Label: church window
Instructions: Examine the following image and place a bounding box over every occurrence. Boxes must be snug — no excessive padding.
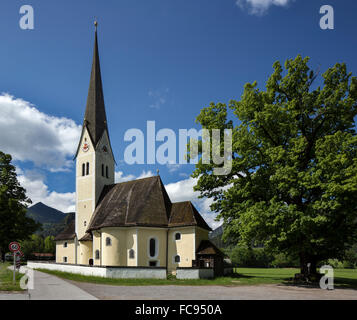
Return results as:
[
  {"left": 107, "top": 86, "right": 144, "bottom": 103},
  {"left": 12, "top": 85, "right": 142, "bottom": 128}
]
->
[
  {"left": 149, "top": 238, "right": 157, "bottom": 258},
  {"left": 102, "top": 164, "right": 104, "bottom": 177},
  {"left": 174, "top": 255, "right": 180, "bottom": 263},
  {"left": 64, "top": 242, "right": 67, "bottom": 248},
  {"left": 106, "top": 237, "right": 112, "bottom": 246},
  {"left": 106, "top": 166, "right": 109, "bottom": 178},
  {"left": 175, "top": 232, "right": 181, "bottom": 241},
  {"left": 63, "top": 257, "right": 67, "bottom": 263},
  {"left": 86, "top": 162, "right": 89, "bottom": 175},
  {"left": 82, "top": 163, "right": 85, "bottom": 176},
  {"left": 129, "top": 249, "right": 135, "bottom": 259},
  {"left": 84, "top": 221, "right": 87, "bottom": 227},
  {"left": 149, "top": 261, "right": 157, "bottom": 267},
  {"left": 95, "top": 250, "right": 100, "bottom": 260}
]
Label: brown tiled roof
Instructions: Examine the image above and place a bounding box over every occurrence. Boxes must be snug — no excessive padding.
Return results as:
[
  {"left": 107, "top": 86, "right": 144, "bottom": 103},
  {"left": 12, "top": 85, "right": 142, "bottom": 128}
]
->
[
  {"left": 87, "top": 176, "right": 172, "bottom": 231},
  {"left": 79, "top": 233, "right": 93, "bottom": 241},
  {"left": 86, "top": 176, "right": 212, "bottom": 232},
  {"left": 83, "top": 29, "right": 107, "bottom": 147},
  {"left": 169, "top": 201, "right": 212, "bottom": 231},
  {"left": 196, "top": 240, "right": 225, "bottom": 256},
  {"left": 54, "top": 221, "right": 76, "bottom": 241}
]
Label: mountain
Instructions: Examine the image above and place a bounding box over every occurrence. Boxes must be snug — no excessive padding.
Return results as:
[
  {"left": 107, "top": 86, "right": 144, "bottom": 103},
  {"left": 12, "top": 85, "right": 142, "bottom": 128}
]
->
[
  {"left": 26, "top": 202, "right": 75, "bottom": 237},
  {"left": 27, "top": 202, "right": 66, "bottom": 224},
  {"left": 209, "top": 225, "right": 235, "bottom": 249}
]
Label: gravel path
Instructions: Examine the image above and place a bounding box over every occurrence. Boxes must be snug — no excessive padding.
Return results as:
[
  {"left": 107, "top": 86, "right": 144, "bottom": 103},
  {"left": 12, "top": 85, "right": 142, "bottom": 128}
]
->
[{"left": 68, "top": 280, "right": 357, "bottom": 300}]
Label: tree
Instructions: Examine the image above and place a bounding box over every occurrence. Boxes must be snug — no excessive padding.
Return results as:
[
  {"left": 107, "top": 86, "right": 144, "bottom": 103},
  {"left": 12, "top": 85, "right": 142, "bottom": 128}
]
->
[
  {"left": 44, "top": 236, "right": 55, "bottom": 255},
  {"left": 0, "top": 151, "right": 41, "bottom": 261},
  {"left": 192, "top": 55, "right": 357, "bottom": 278}
]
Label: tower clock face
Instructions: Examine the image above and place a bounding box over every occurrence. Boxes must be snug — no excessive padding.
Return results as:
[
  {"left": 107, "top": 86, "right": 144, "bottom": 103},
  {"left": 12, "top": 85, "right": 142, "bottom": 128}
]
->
[{"left": 82, "top": 143, "right": 89, "bottom": 152}]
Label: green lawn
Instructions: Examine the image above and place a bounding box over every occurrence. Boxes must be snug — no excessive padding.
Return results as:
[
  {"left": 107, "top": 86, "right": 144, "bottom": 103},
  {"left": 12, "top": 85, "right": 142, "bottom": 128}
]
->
[
  {"left": 0, "top": 263, "right": 24, "bottom": 291},
  {"left": 35, "top": 267, "right": 357, "bottom": 289}
]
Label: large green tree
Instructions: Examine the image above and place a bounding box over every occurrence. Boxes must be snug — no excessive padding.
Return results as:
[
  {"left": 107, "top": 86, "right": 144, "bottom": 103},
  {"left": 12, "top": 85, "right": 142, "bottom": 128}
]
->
[
  {"left": 0, "top": 151, "right": 40, "bottom": 261},
  {"left": 192, "top": 55, "right": 357, "bottom": 277}
]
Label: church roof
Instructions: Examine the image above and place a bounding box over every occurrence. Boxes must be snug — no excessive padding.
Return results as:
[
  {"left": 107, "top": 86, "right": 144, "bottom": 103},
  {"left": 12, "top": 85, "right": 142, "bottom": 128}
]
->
[
  {"left": 54, "top": 220, "right": 76, "bottom": 241},
  {"left": 79, "top": 233, "right": 93, "bottom": 242},
  {"left": 87, "top": 176, "right": 171, "bottom": 231},
  {"left": 196, "top": 240, "right": 225, "bottom": 256},
  {"left": 169, "top": 201, "right": 212, "bottom": 230},
  {"left": 74, "top": 24, "right": 112, "bottom": 160},
  {"left": 83, "top": 27, "right": 108, "bottom": 147},
  {"left": 86, "top": 176, "right": 211, "bottom": 232}
]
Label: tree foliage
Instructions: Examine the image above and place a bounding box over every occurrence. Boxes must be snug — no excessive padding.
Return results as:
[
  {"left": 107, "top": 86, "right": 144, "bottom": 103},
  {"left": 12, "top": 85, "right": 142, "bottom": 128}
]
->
[
  {"left": 0, "top": 151, "right": 40, "bottom": 260},
  {"left": 192, "top": 56, "right": 357, "bottom": 274}
]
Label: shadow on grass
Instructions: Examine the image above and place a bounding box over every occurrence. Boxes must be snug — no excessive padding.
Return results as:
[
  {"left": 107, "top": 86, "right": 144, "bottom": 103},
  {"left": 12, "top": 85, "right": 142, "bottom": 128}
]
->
[{"left": 278, "top": 277, "right": 357, "bottom": 291}]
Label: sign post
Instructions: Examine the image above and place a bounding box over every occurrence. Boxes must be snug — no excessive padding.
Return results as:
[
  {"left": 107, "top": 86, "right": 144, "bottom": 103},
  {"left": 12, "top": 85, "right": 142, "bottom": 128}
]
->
[{"left": 9, "top": 242, "right": 21, "bottom": 285}]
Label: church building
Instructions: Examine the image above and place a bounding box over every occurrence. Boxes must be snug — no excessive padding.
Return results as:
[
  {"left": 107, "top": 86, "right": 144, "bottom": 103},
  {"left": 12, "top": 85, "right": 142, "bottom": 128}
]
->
[{"left": 55, "top": 23, "right": 223, "bottom": 276}]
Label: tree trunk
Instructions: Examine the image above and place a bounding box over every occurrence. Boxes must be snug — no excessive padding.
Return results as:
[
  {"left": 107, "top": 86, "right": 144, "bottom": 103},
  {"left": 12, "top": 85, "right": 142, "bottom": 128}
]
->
[{"left": 296, "top": 252, "right": 320, "bottom": 283}]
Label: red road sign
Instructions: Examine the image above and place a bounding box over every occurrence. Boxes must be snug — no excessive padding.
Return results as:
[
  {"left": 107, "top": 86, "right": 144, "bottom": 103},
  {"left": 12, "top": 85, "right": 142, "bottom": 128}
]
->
[{"left": 9, "top": 242, "right": 21, "bottom": 252}]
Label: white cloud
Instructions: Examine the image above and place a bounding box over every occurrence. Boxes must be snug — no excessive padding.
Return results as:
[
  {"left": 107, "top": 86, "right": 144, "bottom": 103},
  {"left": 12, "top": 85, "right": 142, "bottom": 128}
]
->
[
  {"left": 137, "top": 170, "right": 155, "bottom": 179},
  {"left": 166, "top": 163, "right": 181, "bottom": 173},
  {"left": 115, "top": 170, "right": 154, "bottom": 183},
  {"left": 115, "top": 171, "right": 136, "bottom": 183},
  {"left": 236, "top": 0, "right": 293, "bottom": 15},
  {"left": 17, "top": 168, "right": 75, "bottom": 213},
  {"left": 0, "top": 93, "right": 81, "bottom": 171}
]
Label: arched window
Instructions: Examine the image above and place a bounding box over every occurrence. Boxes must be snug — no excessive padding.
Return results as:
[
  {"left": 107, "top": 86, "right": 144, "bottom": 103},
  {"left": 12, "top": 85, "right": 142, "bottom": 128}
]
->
[
  {"left": 129, "top": 249, "right": 135, "bottom": 259},
  {"left": 149, "top": 238, "right": 156, "bottom": 258},
  {"left": 106, "top": 237, "right": 112, "bottom": 246},
  {"left": 95, "top": 250, "right": 100, "bottom": 260},
  {"left": 82, "top": 163, "right": 85, "bottom": 176},
  {"left": 175, "top": 233, "right": 181, "bottom": 240},
  {"left": 106, "top": 166, "right": 109, "bottom": 178},
  {"left": 84, "top": 221, "right": 87, "bottom": 227},
  {"left": 102, "top": 164, "right": 104, "bottom": 177},
  {"left": 86, "top": 162, "right": 89, "bottom": 175},
  {"left": 174, "top": 255, "right": 180, "bottom": 263}
]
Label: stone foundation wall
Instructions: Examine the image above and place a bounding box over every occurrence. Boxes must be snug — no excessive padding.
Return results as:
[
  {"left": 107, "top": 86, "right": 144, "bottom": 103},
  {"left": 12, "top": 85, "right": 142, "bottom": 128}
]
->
[
  {"left": 26, "top": 261, "right": 167, "bottom": 279},
  {"left": 176, "top": 267, "right": 214, "bottom": 279}
]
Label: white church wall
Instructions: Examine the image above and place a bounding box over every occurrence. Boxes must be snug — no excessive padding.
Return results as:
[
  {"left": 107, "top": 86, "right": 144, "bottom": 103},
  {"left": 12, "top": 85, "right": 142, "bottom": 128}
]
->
[
  {"left": 27, "top": 261, "right": 107, "bottom": 277},
  {"left": 106, "top": 267, "right": 166, "bottom": 279},
  {"left": 26, "top": 261, "right": 167, "bottom": 279},
  {"left": 176, "top": 268, "right": 214, "bottom": 279}
]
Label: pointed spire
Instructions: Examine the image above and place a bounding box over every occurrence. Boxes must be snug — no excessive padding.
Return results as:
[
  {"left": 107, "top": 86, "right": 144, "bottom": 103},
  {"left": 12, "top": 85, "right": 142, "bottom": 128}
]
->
[{"left": 83, "top": 20, "right": 108, "bottom": 147}]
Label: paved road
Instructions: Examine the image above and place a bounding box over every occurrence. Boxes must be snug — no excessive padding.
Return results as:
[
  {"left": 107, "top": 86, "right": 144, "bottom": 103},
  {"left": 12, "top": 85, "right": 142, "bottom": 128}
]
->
[
  {"left": 70, "top": 281, "right": 357, "bottom": 300},
  {"left": 1, "top": 268, "right": 357, "bottom": 300},
  {"left": 0, "top": 267, "right": 97, "bottom": 300}
]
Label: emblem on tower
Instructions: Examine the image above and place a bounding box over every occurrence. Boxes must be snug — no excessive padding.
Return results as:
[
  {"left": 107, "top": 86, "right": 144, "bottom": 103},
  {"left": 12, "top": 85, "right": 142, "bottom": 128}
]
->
[{"left": 83, "top": 142, "right": 90, "bottom": 152}]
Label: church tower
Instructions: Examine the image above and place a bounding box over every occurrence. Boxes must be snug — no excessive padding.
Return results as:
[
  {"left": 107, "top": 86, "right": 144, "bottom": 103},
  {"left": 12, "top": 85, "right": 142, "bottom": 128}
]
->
[{"left": 74, "top": 22, "right": 115, "bottom": 262}]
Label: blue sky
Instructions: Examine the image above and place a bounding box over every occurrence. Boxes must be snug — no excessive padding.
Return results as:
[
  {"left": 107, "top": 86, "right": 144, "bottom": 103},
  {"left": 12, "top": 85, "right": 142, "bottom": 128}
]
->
[{"left": 0, "top": 0, "right": 356, "bottom": 228}]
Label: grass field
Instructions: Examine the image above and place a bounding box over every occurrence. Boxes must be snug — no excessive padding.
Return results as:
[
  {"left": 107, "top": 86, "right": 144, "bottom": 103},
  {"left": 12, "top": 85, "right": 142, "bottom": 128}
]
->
[
  {"left": 35, "top": 267, "right": 357, "bottom": 289},
  {"left": 0, "top": 263, "right": 24, "bottom": 291}
]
